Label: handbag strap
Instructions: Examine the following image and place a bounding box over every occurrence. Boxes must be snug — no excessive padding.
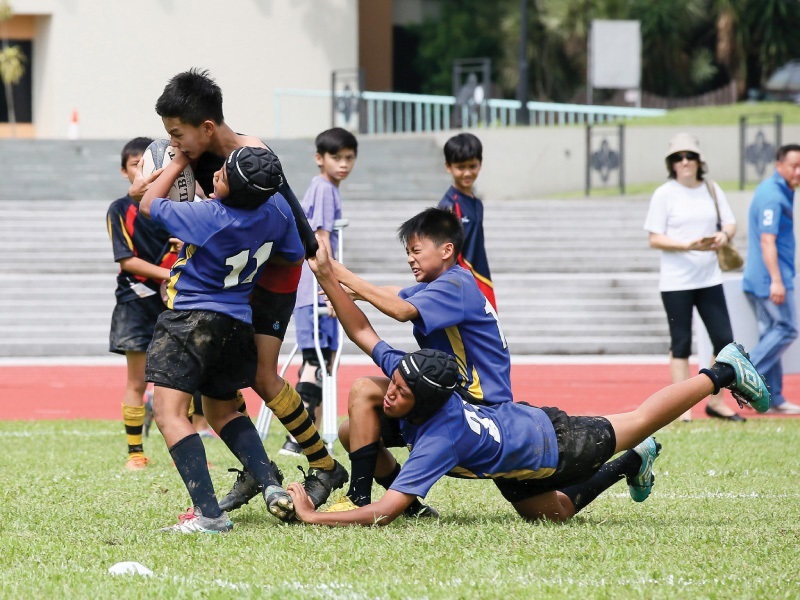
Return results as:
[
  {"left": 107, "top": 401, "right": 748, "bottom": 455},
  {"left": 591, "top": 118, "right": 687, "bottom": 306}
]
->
[{"left": 705, "top": 179, "right": 723, "bottom": 232}]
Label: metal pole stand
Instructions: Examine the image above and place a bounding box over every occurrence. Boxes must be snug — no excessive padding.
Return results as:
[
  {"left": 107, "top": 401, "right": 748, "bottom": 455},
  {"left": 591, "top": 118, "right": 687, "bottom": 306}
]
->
[{"left": 254, "top": 218, "right": 350, "bottom": 454}]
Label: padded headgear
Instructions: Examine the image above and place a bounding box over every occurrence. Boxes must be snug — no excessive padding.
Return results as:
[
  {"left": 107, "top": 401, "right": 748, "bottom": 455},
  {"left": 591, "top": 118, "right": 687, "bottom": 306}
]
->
[
  {"left": 397, "top": 349, "right": 462, "bottom": 423},
  {"left": 224, "top": 146, "right": 284, "bottom": 209}
]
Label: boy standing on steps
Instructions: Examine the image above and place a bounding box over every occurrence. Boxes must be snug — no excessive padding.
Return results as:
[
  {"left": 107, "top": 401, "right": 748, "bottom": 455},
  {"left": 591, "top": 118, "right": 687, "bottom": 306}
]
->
[
  {"left": 282, "top": 127, "right": 358, "bottom": 457},
  {"left": 107, "top": 136, "right": 176, "bottom": 471},
  {"left": 438, "top": 133, "right": 496, "bottom": 310}
]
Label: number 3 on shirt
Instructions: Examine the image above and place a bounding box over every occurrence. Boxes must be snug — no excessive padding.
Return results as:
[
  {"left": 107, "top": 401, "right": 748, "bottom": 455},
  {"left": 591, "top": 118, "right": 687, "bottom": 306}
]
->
[
  {"left": 223, "top": 242, "right": 274, "bottom": 288},
  {"left": 464, "top": 404, "right": 501, "bottom": 443}
]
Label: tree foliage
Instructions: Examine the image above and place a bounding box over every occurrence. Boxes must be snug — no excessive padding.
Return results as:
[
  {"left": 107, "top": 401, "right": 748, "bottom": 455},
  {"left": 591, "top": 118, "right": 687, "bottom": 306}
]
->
[
  {"left": 0, "top": 0, "right": 27, "bottom": 131},
  {"left": 401, "top": 0, "right": 800, "bottom": 101}
]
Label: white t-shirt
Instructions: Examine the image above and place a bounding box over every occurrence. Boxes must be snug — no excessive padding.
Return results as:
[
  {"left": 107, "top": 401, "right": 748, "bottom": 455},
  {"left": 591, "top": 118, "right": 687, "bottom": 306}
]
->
[{"left": 643, "top": 179, "right": 736, "bottom": 292}]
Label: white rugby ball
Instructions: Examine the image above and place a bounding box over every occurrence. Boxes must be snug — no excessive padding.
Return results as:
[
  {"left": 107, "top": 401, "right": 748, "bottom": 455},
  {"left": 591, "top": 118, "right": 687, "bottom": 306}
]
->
[{"left": 140, "top": 139, "right": 196, "bottom": 202}]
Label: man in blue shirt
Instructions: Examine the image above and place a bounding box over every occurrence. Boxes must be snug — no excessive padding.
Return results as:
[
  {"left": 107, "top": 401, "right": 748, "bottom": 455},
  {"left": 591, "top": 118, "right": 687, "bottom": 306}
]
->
[
  {"left": 743, "top": 144, "right": 800, "bottom": 414},
  {"left": 285, "top": 238, "right": 770, "bottom": 526},
  {"left": 139, "top": 146, "right": 305, "bottom": 533}
]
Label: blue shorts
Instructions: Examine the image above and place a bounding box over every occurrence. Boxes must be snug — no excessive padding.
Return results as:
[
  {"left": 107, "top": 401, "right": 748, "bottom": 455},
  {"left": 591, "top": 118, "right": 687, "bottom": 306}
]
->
[{"left": 293, "top": 305, "right": 339, "bottom": 352}]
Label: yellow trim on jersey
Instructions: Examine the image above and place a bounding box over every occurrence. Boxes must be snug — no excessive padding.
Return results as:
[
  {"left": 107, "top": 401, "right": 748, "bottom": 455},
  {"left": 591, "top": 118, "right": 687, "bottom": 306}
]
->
[
  {"left": 459, "top": 256, "right": 494, "bottom": 289},
  {"left": 448, "top": 465, "right": 556, "bottom": 480},
  {"left": 165, "top": 244, "right": 194, "bottom": 308},
  {"left": 116, "top": 215, "right": 134, "bottom": 251},
  {"left": 444, "top": 326, "right": 484, "bottom": 401}
]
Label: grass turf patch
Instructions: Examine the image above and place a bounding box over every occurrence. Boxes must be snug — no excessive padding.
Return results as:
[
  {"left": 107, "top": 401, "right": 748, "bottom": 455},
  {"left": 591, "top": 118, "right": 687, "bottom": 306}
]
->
[{"left": 1, "top": 418, "right": 798, "bottom": 599}]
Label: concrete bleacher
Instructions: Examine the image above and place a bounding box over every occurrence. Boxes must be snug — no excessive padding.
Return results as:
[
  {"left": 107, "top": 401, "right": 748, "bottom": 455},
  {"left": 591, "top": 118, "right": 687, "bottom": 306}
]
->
[{"left": 0, "top": 137, "right": 673, "bottom": 358}]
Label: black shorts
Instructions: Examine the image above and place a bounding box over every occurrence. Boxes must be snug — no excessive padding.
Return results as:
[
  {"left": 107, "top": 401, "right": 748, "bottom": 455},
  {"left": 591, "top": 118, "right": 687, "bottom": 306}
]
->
[
  {"left": 250, "top": 286, "right": 296, "bottom": 340},
  {"left": 145, "top": 309, "right": 257, "bottom": 400},
  {"left": 109, "top": 295, "right": 166, "bottom": 355},
  {"left": 378, "top": 411, "right": 407, "bottom": 449},
  {"left": 493, "top": 404, "right": 617, "bottom": 503}
]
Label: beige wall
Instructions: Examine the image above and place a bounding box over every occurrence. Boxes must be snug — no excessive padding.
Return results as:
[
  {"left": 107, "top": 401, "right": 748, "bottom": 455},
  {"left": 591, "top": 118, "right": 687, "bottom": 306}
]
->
[
  {"left": 434, "top": 125, "right": 800, "bottom": 201},
  {"left": 11, "top": 0, "right": 358, "bottom": 139}
]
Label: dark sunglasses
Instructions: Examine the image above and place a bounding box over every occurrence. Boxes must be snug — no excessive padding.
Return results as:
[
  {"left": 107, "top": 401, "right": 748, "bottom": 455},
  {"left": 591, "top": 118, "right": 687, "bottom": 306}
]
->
[{"left": 670, "top": 151, "right": 699, "bottom": 162}]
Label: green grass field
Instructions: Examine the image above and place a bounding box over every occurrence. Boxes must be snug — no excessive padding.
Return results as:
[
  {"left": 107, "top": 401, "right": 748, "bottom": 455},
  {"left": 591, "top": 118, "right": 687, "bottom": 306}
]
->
[
  {"left": 2, "top": 418, "right": 798, "bottom": 599},
  {"left": 625, "top": 102, "right": 800, "bottom": 127}
]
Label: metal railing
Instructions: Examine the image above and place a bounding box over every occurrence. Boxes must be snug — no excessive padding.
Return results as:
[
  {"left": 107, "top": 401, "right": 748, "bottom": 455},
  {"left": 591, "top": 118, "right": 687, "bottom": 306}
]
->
[{"left": 273, "top": 89, "right": 666, "bottom": 137}]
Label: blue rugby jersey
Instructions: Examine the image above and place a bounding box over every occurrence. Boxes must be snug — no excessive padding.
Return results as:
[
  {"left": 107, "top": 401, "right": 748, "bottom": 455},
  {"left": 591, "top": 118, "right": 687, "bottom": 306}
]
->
[
  {"left": 106, "top": 195, "right": 175, "bottom": 303},
  {"left": 399, "top": 265, "right": 511, "bottom": 404},
  {"left": 372, "top": 341, "right": 558, "bottom": 499},
  {"left": 438, "top": 186, "right": 496, "bottom": 309},
  {"left": 149, "top": 195, "right": 304, "bottom": 323},
  {"left": 743, "top": 171, "right": 796, "bottom": 297}
]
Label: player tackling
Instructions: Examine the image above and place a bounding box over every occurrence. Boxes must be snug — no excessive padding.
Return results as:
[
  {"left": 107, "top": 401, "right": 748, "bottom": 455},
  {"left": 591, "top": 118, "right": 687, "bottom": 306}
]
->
[{"left": 286, "top": 233, "right": 771, "bottom": 526}]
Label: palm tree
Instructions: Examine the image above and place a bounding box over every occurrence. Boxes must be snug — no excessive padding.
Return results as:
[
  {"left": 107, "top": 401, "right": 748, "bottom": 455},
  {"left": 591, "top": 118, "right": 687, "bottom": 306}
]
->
[{"left": 0, "top": 0, "right": 26, "bottom": 137}]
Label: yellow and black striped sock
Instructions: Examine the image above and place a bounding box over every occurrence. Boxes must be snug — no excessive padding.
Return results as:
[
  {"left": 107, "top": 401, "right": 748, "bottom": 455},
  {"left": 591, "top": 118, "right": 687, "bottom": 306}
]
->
[
  {"left": 122, "top": 403, "right": 146, "bottom": 456},
  {"left": 267, "top": 381, "right": 334, "bottom": 470},
  {"left": 235, "top": 390, "right": 249, "bottom": 417}
]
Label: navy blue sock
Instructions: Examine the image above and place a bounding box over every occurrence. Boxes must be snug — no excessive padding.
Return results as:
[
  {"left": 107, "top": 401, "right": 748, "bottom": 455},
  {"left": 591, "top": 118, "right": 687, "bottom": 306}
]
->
[
  {"left": 169, "top": 433, "right": 221, "bottom": 518},
  {"left": 374, "top": 462, "right": 401, "bottom": 490},
  {"left": 347, "top": 442, "right": 380, "bottom": 506},
  {"left": 560, "top": 450, "right": 641, "bottom": 513},
  {"left": 700, "top": 363, "right": 735, "bottom": 395},
  {"left": 219, "top": 416, "right": 280, "bottom": 488},
  {"left": 375, "top": 462, "right": 423, "bottom": 514}
]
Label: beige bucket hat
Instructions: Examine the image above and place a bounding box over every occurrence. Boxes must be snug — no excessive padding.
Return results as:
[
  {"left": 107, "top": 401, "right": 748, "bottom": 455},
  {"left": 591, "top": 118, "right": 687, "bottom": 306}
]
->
[{"left": 666, "top": 132, "right": 703, "bottom": 161}]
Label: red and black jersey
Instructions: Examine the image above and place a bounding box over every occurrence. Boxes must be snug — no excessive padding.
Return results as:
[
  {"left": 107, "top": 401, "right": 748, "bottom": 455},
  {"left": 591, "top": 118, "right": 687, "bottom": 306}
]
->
[
  {"left": 106, "top": 195, "right": 176, "bottom": 303},
  {"left": 438, "top": 186, "right": 497, "bottom": 310}
]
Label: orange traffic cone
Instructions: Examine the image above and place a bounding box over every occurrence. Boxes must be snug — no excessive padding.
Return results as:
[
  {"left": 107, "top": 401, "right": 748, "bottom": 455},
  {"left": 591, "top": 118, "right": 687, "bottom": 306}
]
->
[{"left": 68, "top": 109, "right": 80, "bottom": 140}]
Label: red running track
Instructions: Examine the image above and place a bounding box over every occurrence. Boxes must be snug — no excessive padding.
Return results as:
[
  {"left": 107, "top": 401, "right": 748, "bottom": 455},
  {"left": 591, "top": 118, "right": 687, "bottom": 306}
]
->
[{"left": 1, "top": 362, "right": 795, "bottom": 420}]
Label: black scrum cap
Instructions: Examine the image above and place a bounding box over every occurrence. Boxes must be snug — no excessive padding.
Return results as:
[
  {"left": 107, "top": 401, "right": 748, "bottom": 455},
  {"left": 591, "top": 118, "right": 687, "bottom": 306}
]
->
[
  {"left": 224, "top": 146, "right": 284, "bottom": 209},
  {"left": 398, "top": 349, "right": 462, "bottom": 423}
]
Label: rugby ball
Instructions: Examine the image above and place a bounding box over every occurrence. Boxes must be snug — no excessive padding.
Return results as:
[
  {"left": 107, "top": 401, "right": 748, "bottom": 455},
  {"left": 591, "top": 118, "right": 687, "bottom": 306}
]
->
[{"left": 140, "top": 139, "right": 196, "bottom": 202}]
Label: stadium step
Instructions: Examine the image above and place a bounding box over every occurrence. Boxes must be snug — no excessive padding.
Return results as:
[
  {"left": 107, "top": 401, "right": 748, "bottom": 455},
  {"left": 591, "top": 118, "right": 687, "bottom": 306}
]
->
[{"left": 0, "top": 138, "right": 688, "bottom": 357}]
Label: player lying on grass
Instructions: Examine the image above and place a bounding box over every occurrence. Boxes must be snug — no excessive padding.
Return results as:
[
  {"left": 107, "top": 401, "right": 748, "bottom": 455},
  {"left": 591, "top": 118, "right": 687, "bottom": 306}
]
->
[
  {"left": 139, "top": 145, "right": 303, "bottom": 533},
  {"left": 286, "top": 236, "right": 771, "bottom": 526}
]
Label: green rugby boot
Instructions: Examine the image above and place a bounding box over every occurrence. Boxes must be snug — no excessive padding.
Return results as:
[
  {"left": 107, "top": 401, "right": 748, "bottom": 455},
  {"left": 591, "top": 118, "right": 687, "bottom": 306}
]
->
[
  {"left": 715, "top": 343, "right": 771, "bottom": 413},
  {"left": 627, "top": 437, "right": 661, "bottom": 503}
]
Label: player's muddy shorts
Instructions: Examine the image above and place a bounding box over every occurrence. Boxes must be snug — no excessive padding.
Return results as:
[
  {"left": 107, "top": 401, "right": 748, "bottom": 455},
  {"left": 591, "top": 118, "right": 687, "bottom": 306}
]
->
[
  {"left": 494, "top": 404, "right": 617, "bottom": 503},
  {"left": 146, "top": 309, "right": 256, "bottom": 400},
  {"left": 109, "top": 294, "right": 166, "bottom": 354},
  {"left": 251, "top": 287, "right": 296, "bottom": 341}
]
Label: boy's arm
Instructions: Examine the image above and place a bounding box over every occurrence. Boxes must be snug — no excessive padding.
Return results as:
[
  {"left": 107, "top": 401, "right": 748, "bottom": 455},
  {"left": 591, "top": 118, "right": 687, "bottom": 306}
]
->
[
  {"left": 287, "top": 483, "right": 412, "bottom": 527},
  {"left": 308, "top": 236, "right": 381, "bottom": 356},
  {"left": 138, "top": 150, "right": 191, "bottom": 217},
  {"left": 316, "top": 228, "right": 333, "bottom": 257},
  {"left": 118, "top": 257, "right": 171, "bottom": 281},
  {"left": 330, "top": 261, "right": 419, "bottom": 322}
]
